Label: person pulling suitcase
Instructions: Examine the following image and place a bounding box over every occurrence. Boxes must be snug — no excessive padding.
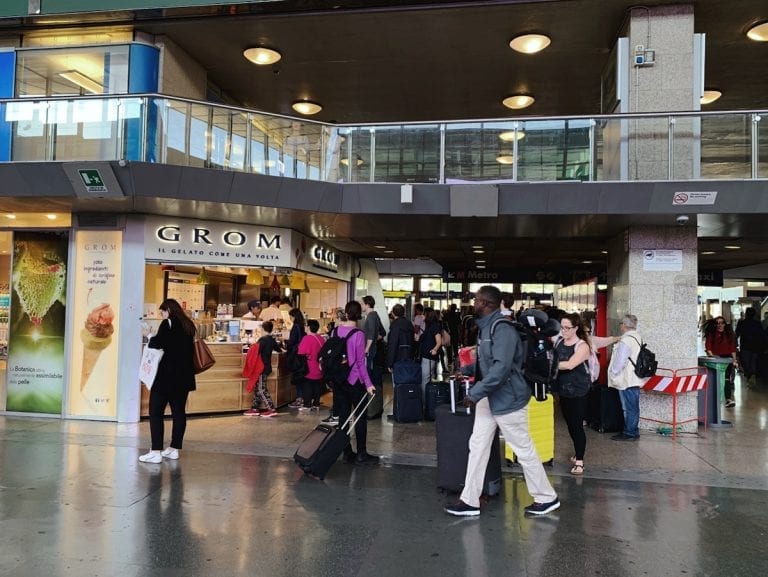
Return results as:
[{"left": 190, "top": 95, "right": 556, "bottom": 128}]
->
[{"left": 444, "top": 286, "right": 560, "bottom": 517}]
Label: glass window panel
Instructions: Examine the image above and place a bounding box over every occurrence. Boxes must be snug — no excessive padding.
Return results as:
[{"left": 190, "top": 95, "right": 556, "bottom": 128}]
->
[
  {"left": 15, "top": 45, "right": 129, "bottom": 97},
  {"left": 760, "top": 116, "right": 768, "bottom": 179},
  {"left": 700, "top": 114, "right": 751, "bottom": 179},
  {"left": 392, "top": 277, "right": 414, "bottom": 291},
  {"left": 189, "top": 117, "right": 207, "bottom": 161},
  {"left": 373, "top": 125, "right": 439, "bottom": 183},
  {"left": 167, "top": 107, "right": 186, "bottom": 153},
  {"left": 444, "top": 122, "right": 515, "bottom": 183},
  {"left": 518, "top": 120, "right": 591, "bottom": 181}
]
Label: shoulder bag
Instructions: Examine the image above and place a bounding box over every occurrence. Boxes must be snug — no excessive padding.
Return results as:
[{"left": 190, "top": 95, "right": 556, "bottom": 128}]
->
[{"left": 193, "top": 338, "right": 216, "bottom": 374}]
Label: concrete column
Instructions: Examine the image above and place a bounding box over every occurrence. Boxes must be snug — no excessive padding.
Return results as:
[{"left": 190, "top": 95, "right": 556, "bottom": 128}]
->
[
  {"left": 626, "top": 5, "right": 698, "bottom": 180},
  {"left": 607, "top": 225, "right": 699, "bottom": 432}
]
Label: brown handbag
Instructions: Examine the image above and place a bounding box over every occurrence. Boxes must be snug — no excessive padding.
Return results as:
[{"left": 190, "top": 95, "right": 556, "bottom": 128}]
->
[{"left": 192, "top": 338, "right": 216, "bottom": 374}]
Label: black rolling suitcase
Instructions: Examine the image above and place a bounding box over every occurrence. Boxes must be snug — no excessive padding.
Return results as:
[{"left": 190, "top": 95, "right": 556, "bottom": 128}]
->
[
  {"left": 393, "top": 382, "right": 422, "bottom": 423},
  {"left": 424, "top": 381, "right": 451, "bottom": 421},
  {"left": 367, "top": 365, "right": 384, "bottom": 420},
  {"left": 435, "top": 404, "right": 502, "bottom": 496},
  {"left": 295, "top": 393, "right": 374, "bottom": 479},
  {"left": 588, "top": 384, "right": 624, "bottom": 433}
]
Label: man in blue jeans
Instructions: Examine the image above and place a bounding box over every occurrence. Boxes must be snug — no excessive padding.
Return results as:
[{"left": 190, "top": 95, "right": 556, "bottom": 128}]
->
[{"left": 608, "top": 314, "right": 645, "bottom": 440}]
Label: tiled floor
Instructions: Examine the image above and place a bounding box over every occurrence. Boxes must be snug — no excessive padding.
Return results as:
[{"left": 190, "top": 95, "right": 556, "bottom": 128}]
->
[{"left": 2, "top": 373, "right": 768, "bottom": 576}]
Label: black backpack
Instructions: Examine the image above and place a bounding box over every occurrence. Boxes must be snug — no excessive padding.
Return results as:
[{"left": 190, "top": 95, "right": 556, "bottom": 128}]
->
[
  {"left": 514, "top": 323, "right": 559, "bottom": 397},
  {"left": 318, "top": 328, "right": 360, "bottom": 384},
  {"left": 628, "top": 336, "right": 658, "bottom": 378}
]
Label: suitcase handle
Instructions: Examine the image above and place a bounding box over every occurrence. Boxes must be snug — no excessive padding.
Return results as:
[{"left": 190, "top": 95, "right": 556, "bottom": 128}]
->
[{"left": 340, "top": 392, "right": 376, "bottom": 433}]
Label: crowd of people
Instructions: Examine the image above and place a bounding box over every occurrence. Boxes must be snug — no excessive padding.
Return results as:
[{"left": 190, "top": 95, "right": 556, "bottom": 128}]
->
[{"left": 138, "top": 291, "right": 664, "bottom": 519}]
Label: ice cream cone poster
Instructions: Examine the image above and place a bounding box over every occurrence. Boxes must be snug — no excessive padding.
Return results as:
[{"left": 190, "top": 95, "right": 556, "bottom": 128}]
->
[
  {"left": 68, "top": 230, "right": 122, "bottom": 418},
  {"left": 6, "top": 231, "right": 69, "bottom": 413}
]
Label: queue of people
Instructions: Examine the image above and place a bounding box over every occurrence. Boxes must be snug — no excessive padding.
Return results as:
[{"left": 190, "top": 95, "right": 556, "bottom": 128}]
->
[{"left": 138, "top": 291, "right": 664, "bottom": 521}]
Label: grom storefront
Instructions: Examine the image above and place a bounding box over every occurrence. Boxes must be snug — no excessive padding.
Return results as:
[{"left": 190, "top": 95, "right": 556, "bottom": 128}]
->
[{"left": 136, "top": 216, "right": 352, "bottom": 417}]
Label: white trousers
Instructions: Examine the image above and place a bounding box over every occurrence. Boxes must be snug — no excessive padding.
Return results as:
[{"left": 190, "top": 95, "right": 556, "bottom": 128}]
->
[{"left": 460, "top": 397, "right": 557, "bottom": 508}]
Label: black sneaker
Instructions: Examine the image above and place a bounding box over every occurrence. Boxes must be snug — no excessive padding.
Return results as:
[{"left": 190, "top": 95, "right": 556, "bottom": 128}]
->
[
  {"left": 611, "top": 433, "right": 638, "bottom": 441},
  {"left": 444, "top": 500, "right": 480, "bottom": 517},
  {"left": 524, "top": 498, "right": 561, "bottom": 516},
  {"left": 356, "top": 452, "right": 380, "bottom": 465}
]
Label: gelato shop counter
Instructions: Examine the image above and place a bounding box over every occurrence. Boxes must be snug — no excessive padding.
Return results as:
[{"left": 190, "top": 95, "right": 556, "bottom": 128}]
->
[{"left": 139, "top": 343, "right": 293, "bottom": 416}]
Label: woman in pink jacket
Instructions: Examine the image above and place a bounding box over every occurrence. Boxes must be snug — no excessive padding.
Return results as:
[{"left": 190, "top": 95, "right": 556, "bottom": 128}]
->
[{"left": 298, "top": 319, "right": 325, "bottom": 411}]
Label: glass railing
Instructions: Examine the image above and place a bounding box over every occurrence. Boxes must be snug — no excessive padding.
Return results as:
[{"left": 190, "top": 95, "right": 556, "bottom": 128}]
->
[{"left": 0, "top": 94, "right": 765, "bottom": 183}]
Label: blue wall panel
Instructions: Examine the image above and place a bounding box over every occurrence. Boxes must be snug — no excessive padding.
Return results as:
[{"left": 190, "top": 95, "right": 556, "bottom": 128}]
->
[{"left": 0, "top": 50, "right": 16, "bottom": 161}]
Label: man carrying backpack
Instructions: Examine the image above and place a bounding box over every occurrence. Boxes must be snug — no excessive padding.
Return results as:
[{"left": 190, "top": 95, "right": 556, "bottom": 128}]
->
[
  {"left": 608, "top": 314, "right": 644, "bottom": 441},
  {"left": 444, "top": 286, "right": 559, "bottom": 517}
]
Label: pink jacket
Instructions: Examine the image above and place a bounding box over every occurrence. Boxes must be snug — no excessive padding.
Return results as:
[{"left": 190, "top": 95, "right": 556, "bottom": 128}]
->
[
  {"left": 298, "top": 333, "right": 325, "bottom": 380},
  {"left": 335, "top": 325, "right": 373, "bottom": 388}
]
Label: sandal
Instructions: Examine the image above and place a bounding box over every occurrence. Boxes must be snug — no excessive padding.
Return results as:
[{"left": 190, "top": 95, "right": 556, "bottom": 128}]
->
[
  {"left": 570, "top": 461, "right": 584, "bottom": 476},
  {"left": 569, "top": 456, "right": 577, "bottom": 465}
]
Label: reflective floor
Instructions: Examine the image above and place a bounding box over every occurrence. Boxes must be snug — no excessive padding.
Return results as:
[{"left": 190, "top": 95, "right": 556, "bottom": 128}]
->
[{"left": 2, "top": 373, "right": 768, "bottom": 577}]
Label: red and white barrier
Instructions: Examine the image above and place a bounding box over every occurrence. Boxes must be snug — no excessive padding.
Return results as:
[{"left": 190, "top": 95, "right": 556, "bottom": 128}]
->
[{"left": 639, "top": 367, "right": 707, "bottom": 438}]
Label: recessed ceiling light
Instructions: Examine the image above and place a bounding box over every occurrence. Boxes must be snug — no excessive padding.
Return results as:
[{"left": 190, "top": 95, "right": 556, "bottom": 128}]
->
[
  {"left": 499, "top": 130, "right": 525, "bottom": 141},
  {"left": 384, "top": 250, "right": 395, "bottom": 254},
  {"left": 471, "top": 245, "right": 484, "bottom": 249},
  {"left": 701, "top": 90, "right": 722, "bottom": 105},
  {"left": 475, "top": 260, "right": 486, "bottom": 264},
  {"left": 747, "top": 21, "right": 768, "bottom": 41},
  {"left": 700, "top": 251, "right": 716, "bottom": 255},
  {"left": 243, "top": 47, "right": 282, "bottom": 65},
  {"left": 496, "top": 154, "right": 515, "bottom": 164},
  {"left": 374, "top": 245, "right": 387, "bottom": 249},
  {"left": 5, "top": 214, "right": 16, "bottom": 219},
  {"left": 292, "top": 100, "right": 322, "bottom": 115},
  {"left": 502, "top": 95, "right": 535, "bottom": 110},
  {"left": 46, "top": 214, "right": 57, "bottom": 220},
  {"left": 601, "top": 250, "right": 608, "bottom": 254},
  {"left": 724, "top": 245, "right": 741, "bottom": 250},
  {"left": 473, "top": 249, "right": 485, "bottom": 254},
  {"left": 509, "top": 33, "right": 551, "bottom": 54},
  {"left": 476, "top": 265, "right": 486, "bottom": 269},
  {"left": 582, "top": 260, "right": 593, "bottom": 264}
]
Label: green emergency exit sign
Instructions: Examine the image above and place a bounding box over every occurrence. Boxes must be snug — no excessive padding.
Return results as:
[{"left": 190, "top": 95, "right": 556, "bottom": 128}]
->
[{"left": 78, "top": 169, "right": 107, "bottom": 193}]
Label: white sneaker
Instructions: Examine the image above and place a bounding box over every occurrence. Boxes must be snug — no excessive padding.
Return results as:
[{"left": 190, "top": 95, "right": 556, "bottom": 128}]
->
[
  {"left": 161, "top": 447, "right": 179, "bottom": 460},
  {"left": 138, "top": 451, "right": 162, "bottom": 463}
]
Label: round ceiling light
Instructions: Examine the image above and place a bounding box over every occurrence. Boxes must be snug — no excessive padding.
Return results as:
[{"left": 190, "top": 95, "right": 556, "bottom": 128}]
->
[
  {"left": 499, "top": 130, "right": 525, "bottom": 141},
  {"left": 495, "top": 154, "right": 515, "bottom": 165},
  {"left": 746, "top": 21, "right": 768, "bottom": 41},
  {"left": 502, "top": 95, "right": 535, "bottom": 110},
  {"left": 700, "top": 90, "right": 722, "bottom": 105},
  {"left": 243, "top": 47, "right": 282, "bottom": 65},
  {"left": 292, "top": 100, "right": 323, "bottom": 115},
  {"left": 509, "top": 33, "right": 551, "bottom": 54}
]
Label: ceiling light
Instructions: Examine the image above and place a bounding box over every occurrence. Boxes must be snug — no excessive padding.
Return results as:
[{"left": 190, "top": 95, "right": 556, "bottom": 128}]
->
[
  {"left": 724, "top": 245, "right": 741, "bottom": 250},
  {"left": 292, "top": 101, "right": 322, "bottom": 115},
  {"left": 475, "top": 260, "right": 486, "bottom": 264},
  {"left": 473, "top": 249, "right": 485, "bottom": 254},
  {"left": 509, "top": 33, "right": 551, "bottom": 54},
  {"left": 246, "top": 269, "right": 264, "bottom": 285},
  {"left": 46, "top": 214, "right": 57, "bottom": 220},
  {"left": 374, "top": 245, "right": 387, "bottom": 249},
  {"left": 582, "top": 260, "right": 593, "bottom": 264},
  {"left": 601, "top": 250, "right": 608, "bottom": 254},
  {"left": 701, "top": 90, "right": 722, "bottom": 105},
  {"left": 196, "top": 267, "right": 210, "bottom": 285},
  {"left": 747, "top": 21, "right": 768, "bottom": 41},
  {"left": 243, "top": 47, "right": 282, "bottom": 65},
  {"left": 700, "top": 251, "right": 716, "bottom": 255},
  {"left": 496, "top": 154, "right": 515, "bottom": 164},
  {"left": 471, "top": 245, "right": 484, "bottom": 249},
  {"left": 58, "top": 70, "right": 103, "bottom": 94},
  {"left": 289, "top": 274, "right": 305, "bottom": 291},
  {"left": 502, "top": 95, "right": 535, "bottom": 110},
  {"left": 476, "top": 265, "right": 486, "bottom": 269},
  {"left": 5, "top": 214, "right": 16, "bottom": 219},
  {"left": 499, "top": 130, "right": 525, "bottom": 141},
  {"left": 278, "top": 274, "right": 291, "bottom": 286},
  {"left": 384, "top": 250, "right": 395, "bottom": 254},
  {"left": 340, "top": 156, "right": 364, "bottom": 166}
]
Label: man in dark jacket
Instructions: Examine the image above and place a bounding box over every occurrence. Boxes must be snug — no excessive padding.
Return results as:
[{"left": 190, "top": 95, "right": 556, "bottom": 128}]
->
[
  {"left": 445, "top": 285, "right": 560, "bottom": 517},
  {"left": 386, "top": 303, "right": 414, "bottom": 371}
]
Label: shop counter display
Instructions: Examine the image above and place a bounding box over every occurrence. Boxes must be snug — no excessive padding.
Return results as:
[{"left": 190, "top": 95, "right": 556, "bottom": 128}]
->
[{"left": 139, "top": 343, "right": 293, "bottom": 416}]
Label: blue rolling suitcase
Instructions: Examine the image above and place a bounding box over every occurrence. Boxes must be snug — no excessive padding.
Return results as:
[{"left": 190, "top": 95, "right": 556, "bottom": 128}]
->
[{"left": 393, "top": 382, "right": 422, "bottom": 423}]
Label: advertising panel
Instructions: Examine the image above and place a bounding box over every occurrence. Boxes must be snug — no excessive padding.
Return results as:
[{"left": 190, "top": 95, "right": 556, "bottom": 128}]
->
[
  {"left": 291, "top": 230, "right": 352, "bottom": 281},
  {"left": 144, "top": 216, "right": 291, "bottom": 268},
  {"left": 68, "top": 231, "right": 122, "bottom": 418},
  {"left": 7, "top": 231, "right": 69, "bottom": 413}
]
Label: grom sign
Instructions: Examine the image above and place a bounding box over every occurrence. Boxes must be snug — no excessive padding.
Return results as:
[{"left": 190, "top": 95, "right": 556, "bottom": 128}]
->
[{"left": 144, "top": 217, "right": 292, "bottom": 267}]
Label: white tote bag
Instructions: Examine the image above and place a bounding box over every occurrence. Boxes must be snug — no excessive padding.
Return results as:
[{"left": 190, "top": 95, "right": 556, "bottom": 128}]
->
[{"left": 139, "top": 346, "right": 164, "bottom": 389}]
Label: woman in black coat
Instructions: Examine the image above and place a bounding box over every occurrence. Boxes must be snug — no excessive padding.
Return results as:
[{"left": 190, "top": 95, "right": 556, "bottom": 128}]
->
[{"left": 139, "top": 298, "right": 197, "bottom": 464}]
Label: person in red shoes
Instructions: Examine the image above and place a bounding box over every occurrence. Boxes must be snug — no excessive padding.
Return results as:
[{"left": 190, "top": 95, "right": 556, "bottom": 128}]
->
[{"left": 242, "top": 320, "right": 283, "bottom": 417}]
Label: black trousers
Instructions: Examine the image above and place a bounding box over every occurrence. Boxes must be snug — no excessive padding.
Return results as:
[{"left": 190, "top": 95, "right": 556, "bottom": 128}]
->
[
  {"left": 559, "top": 393, "right": 589, "bottom": 461},
  {"left": 148, "top": 387, "right": 190, "bottom": 450},
  {"left": 333, "top": 381, "right": 368, "bottom": 455}
]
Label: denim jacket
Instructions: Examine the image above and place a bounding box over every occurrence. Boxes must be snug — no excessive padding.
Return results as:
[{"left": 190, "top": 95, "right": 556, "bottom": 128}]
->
[{"left": 467, "top": 309, "right": 531, "bottom": 415}]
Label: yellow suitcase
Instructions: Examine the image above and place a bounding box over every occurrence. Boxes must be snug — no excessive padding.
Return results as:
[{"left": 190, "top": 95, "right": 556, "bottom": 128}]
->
[{"left": 504, "top": 395, "right": 554, "bottom": 465}]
